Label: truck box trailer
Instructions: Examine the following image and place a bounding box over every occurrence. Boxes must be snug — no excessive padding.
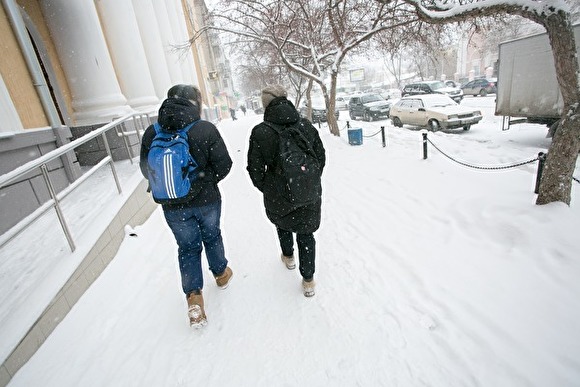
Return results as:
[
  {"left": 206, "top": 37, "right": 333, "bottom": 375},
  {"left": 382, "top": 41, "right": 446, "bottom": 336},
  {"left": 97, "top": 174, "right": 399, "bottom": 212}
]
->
[{"left": 495, "top": 23, "right": 580, "bottom": 132}]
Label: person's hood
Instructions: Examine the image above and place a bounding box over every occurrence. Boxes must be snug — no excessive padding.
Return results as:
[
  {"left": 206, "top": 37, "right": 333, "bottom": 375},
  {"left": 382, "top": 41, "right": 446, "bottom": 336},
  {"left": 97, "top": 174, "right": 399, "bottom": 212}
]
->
[
  {"left": 157, "top": 98, "right": 201, "bottom": 132},
  {"left": 264, "top": 97, "right": 300, "bottom": 126}
]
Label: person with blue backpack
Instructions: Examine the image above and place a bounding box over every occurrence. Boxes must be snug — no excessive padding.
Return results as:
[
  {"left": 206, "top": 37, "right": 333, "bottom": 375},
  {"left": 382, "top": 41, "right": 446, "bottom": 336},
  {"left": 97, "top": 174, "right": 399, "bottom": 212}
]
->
[
  {"left": 247, "top": 84, "right": 326, "bottom": 297},
  {"left": 139, "top": 84, "right": 233, "bottom": 327}
]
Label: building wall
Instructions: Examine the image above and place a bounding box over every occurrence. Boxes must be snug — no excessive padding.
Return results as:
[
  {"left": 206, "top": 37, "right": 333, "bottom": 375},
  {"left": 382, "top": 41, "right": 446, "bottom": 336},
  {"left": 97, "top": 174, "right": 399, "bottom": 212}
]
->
[
  {"left": 0, "top": 5, "right": 47, "bottom": 129},
  {"left": 18, "top": 0, "right": 74, "bottom": 124}
]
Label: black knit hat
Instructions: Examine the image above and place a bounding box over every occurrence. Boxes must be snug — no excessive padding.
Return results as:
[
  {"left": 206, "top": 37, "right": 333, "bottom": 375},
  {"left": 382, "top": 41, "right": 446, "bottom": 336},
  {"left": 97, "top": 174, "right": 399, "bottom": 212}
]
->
[{"left": 167, "top": 84, "right": 202, "bottom": 106}]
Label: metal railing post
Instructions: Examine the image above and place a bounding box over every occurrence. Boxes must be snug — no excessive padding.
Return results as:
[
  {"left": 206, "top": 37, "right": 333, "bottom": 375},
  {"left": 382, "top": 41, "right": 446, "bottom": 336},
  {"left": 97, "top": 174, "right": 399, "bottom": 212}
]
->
[
  {"left": 41, "top": 164, "right": 76, "bottom": 252},
  {"left": 102, "top": 132, "right": 122, "bottom": 194},
  {"left": 535, "top": 152, "right": 547, "bottom": 194},
  {"left": 422, "top": 132, "right": 428, "bottom": 159},
  {"left": 118, "top": 121, "right": 135, "bottom": 164}
]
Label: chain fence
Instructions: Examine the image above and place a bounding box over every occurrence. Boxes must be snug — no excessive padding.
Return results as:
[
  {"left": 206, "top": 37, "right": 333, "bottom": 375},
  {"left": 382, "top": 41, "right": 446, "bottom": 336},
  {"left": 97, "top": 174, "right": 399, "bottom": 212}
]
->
[
  {"left": 339, "top": 121, "right": 579, "bottom": 185},
  {"left": 422, "top": 132, "right": 580, "bottom": 193},
  {"left": 425, "top": 136, "right": 539, "bottom": 170},
  {"left": 363, "top": 128, "right": 384, "bottom": 138}
]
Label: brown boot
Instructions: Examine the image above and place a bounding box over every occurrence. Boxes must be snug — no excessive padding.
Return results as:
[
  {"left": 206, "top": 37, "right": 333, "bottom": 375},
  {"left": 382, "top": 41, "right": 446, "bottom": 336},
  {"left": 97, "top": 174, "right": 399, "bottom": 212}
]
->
[
  {"left": 215, "top": 266, "right": 233, "bottom": 289},
  {"left": 187, "top": 291, "right": 207, "bottom": 327},
  {"left": 281, "top": 254, "right": 296, "bottom": 270},
  {"left": 302, "top": 278, "right": 315, "bottom": 297}
]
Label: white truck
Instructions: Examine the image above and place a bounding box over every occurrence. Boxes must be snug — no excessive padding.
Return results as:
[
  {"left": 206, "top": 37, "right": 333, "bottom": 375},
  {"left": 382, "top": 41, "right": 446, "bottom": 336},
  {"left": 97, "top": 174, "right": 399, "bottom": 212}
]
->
[{"left": 495, "top": 23, "right": 580, "bottom": 134}]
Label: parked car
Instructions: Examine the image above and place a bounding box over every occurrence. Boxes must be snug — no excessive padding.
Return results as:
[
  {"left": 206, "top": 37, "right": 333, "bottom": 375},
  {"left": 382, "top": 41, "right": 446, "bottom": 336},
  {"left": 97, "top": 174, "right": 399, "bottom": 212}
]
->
[
  {"left": 401, "top": 81, "right": 463, "bottom": 103},
  {"left": 381, "top": 88, "right": 402, "bottom": 100},
  {"left": 348, "top": 93, "right": 391, "bottom": 121},
  {"left": 390, "top": 94, "right": 482, "bottom": 131},
  {"left": 335, "top": 96, "right": 349, "bottom": 110},
  {"left": 299, "top": 97, "right": 339, "bottom": 123},
  {"left": 461, "top": 78, "right": 497, "bottom": 96},
  {"left": 444, "top": 80, "right": 460, "bottom": 88}
]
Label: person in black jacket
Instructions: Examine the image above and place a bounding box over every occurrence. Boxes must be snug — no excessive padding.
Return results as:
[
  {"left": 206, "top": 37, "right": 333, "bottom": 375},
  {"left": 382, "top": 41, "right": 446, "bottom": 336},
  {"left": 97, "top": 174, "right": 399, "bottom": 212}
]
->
[
  {"left": 140, "top": 84, "right": 233, "bottom": 327},
  {"left": 247, "top": 85, "right": 326, "bottom": 297}
]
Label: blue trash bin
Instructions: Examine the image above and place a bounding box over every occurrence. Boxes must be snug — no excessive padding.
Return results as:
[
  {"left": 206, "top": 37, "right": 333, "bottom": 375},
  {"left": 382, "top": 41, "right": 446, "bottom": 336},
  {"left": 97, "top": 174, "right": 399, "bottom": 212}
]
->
[{"left": 347, "top": 128, "right": 363, "bottom": 145}]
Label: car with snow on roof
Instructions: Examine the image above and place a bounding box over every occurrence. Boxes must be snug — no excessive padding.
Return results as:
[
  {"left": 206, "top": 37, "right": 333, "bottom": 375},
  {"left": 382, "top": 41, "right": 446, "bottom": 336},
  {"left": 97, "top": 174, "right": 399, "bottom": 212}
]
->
[{"left": 390, "top": 94, "right": 482, "bottom": 131}]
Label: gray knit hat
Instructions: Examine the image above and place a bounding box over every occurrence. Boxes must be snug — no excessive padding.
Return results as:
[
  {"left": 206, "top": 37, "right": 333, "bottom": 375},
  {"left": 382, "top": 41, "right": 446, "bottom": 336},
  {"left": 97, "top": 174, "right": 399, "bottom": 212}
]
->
[
  {"left": 167, "top": 84, "right": 202, "bottom": 107},
  {"left": 261, "top": 84, "right": 288, "bottom": 108}
]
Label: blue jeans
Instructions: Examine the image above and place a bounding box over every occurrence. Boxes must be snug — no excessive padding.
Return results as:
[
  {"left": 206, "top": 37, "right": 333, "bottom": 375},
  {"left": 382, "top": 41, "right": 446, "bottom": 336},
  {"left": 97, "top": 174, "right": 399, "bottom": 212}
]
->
[{"left": 163, "top": 200, "right": 228, "bottom": 295}]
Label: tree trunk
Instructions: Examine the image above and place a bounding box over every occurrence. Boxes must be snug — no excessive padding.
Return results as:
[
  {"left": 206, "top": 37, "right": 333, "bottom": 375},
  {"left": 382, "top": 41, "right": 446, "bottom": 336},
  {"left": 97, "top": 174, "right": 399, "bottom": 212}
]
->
[
  {"left": 536, "top": 14, "right": 580, "bottom": 205},
  {"left": 324, "top": 72, "right": 341, "bottom": 136}
]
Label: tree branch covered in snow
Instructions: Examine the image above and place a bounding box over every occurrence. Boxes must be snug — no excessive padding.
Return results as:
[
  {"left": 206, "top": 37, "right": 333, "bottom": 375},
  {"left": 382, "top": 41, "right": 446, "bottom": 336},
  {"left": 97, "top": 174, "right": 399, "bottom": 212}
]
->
[
  {"left": 193, "top": 0, "right": 419, "bottom": 135},
  {"left": 392, "top": 0, "right": 580, "bottom": 205},
  {"left": 397, "top": 0, "right": 570, "bottom": 24}
]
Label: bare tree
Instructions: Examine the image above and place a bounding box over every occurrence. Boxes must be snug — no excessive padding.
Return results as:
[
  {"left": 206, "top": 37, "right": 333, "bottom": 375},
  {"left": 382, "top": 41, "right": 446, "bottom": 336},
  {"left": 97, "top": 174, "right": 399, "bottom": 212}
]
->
[
  {"left": 195, "top": 0, "right": 418, "bottom": 136},
  {"left": 371, "top": 21, "right": 455, "bottom": 85},
  {"left": 396, "top": 0, "right": 579, "bottom": 206}
]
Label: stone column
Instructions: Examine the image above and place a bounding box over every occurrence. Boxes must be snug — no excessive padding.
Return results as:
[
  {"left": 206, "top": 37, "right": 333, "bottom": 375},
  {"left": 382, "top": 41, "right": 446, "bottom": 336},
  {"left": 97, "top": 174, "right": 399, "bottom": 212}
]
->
[
  {"left": 131, "top": 0, "right": 173, "bottom": 99},
  {"left": 39, "top": 0, "right": 133, "bottom": 125},
  {"left": 151, "top": 0, "right": 185, "bottom": 86},
  {"left": 168, "top": 0, "right": 200, "bottom": 85},
  {"left": 174, "top": 0, "right": 199, "bottom": 85},
  {"left": 95, "top": 0, "right": 159, "bottom": 109}
]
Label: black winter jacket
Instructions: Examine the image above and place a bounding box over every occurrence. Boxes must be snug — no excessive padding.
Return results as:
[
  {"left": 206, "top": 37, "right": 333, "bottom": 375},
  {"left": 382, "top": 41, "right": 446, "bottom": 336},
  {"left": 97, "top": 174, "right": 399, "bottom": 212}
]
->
[
  {"left": 247, "top": 97, "right": 326, "bottom": 234},
  {"left": 140, "top": 98, "right": 232, "bottom": 209}
]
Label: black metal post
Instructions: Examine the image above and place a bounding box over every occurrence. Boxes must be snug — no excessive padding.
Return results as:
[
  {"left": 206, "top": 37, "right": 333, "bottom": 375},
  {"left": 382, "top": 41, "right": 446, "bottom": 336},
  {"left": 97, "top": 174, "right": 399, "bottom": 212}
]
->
[
  {"left": 422, "top": 132, "right": 428, "bottom": 159},
  {"left": 346, "top": 121, "right": 350, "bottom": 129},
  {"left": 381, "top": 126, "right": 386, "bottom": 148},
  {"left": 535, "top": 152, "right": 547, "bottom": 194}
]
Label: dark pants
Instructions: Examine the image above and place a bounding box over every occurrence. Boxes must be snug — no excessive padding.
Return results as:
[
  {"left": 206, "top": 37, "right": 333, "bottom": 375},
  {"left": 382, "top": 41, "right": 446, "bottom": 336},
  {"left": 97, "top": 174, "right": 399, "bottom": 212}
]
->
[{"left": 276, "top": 227, "right": 315, "bottom": 280}]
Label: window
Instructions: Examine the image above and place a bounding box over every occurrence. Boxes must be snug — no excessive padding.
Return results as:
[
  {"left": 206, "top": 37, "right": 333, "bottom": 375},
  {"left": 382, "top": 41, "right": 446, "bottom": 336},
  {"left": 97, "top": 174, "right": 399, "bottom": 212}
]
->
[
  {"left": 399, "top": 100, "right": 412, "bottom": 108},
  {"left": 409, "top": 99, "right": 423, "bottom": 109}
]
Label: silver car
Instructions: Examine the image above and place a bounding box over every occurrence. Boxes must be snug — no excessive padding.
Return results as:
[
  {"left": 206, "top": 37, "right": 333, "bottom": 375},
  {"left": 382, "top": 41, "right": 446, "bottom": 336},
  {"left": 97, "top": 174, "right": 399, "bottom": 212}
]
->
[
  {"left": 390, "top": 94, "right": 482, "bottom": 131},
  {"left": 461, "top": 79, "right": 497, "bottom": 96}
]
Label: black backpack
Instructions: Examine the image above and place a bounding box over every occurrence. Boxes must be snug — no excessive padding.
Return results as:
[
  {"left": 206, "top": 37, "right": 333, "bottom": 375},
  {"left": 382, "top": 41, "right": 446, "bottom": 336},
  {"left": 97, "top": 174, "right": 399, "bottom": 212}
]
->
[{"left": 265, "top": 121, "right": 322, "bottom": 205}]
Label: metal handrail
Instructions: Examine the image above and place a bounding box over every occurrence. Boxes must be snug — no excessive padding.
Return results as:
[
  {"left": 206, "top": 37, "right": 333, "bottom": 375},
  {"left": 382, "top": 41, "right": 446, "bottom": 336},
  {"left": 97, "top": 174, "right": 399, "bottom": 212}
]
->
[{"left": 0, "top": 111, "right": 155, "bottom": 252}]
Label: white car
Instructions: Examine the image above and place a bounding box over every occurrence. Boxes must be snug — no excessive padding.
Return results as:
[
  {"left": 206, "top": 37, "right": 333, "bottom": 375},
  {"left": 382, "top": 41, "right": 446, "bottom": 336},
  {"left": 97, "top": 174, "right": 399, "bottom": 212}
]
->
[
  {"left": 335, "top": 96, "right": 349, "bottom": 110},
  {"left": 390, "top": 94, "right": 482, "bottom": 131},
  {"left": 401, "top": 81, "right": 464, "bottom": 103}
]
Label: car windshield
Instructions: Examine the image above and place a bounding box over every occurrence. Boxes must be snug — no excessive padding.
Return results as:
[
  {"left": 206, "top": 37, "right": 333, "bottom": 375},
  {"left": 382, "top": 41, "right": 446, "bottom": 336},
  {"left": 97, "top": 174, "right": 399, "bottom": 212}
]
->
[
  {"left": 429, "top": 81, "right": 446, "bottom": 91},
  {"left": 424, "top": 95, "right": 457, "bottom": 108},
  {"left": 361, "top": 94, "right": 384, "bottom": 103}
]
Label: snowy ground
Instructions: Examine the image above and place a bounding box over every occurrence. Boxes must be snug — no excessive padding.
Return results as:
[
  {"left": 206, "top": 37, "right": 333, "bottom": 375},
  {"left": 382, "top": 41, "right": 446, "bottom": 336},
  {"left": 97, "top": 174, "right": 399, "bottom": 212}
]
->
[{"left": 4, "top": 96, "right": 580, "bottom": 386}]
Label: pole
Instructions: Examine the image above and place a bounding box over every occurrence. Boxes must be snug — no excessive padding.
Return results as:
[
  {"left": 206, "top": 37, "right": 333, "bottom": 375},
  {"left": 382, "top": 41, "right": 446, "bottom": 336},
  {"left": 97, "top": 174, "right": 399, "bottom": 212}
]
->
[
  {"left": 534, "top": 152, "right": 547, "bottom": 194},
  {"left": 381, "top": 126, "right": 386, "bottom": 148},
  {"left": 422, "top": 132, "right": 428, "bottom": 159}
]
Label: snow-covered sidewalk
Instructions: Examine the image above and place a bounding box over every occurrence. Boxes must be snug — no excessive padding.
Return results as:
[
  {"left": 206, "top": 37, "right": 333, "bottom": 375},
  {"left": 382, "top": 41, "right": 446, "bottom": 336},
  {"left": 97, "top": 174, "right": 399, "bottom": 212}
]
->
[{"left": 6, "top": 101, "right": 580, "bottom": 386}]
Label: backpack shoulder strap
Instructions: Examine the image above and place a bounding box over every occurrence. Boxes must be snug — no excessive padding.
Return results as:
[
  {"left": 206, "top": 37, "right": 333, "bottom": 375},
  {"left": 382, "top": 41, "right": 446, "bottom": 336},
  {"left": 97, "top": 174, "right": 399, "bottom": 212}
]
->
[
  {"left": 178, "top": 119, "right": 200, "bottom": 135},
  {"left": 154, "top": 120, "right": 200, "bottom": 138},
  {"left": 262, "top": 121, "right": 281, "bottom": 134},
  {"left": 264, "top": 121, "right": 317, "bottom": 157}
]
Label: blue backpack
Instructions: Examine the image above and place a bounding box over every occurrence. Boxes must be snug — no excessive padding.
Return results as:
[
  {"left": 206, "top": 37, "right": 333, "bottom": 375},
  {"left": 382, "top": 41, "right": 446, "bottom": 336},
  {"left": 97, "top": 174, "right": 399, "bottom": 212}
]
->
[{"left": 147, "top": 121, "right": 199, "bottom": 204}]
